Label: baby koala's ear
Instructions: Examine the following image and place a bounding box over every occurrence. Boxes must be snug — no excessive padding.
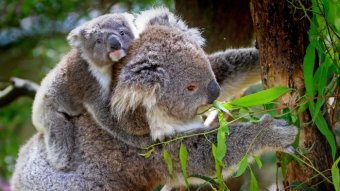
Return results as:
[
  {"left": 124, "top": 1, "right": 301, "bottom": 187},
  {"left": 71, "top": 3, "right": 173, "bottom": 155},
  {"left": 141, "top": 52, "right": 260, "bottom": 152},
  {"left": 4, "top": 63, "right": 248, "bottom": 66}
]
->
[{"left": 67, "top": 25, "right": 86, "bottom": 48}]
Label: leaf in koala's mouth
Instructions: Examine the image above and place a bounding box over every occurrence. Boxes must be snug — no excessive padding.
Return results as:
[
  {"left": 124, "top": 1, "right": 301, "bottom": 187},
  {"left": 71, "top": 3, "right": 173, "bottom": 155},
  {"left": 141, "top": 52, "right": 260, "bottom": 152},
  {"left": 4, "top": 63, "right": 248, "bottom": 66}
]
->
[{"left": 109, "top": 49, "right": 126, "bottom": 62}]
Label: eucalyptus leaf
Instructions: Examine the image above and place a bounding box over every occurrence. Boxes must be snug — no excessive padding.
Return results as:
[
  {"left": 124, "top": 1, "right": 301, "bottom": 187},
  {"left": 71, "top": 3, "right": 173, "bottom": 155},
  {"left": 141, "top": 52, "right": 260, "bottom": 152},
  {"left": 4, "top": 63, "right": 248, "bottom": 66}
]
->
[
  {"left": 226, "top": 87, "right": 291, "bottom": 107},
  {"left": 303, "top": 44, "right": 316, "bottom": 97},
  {"left": 234, "top": 155, "right": 248, "bottom": 177},
  {"left": 253, "top": 155, "right": 262, "bottom": 169},
  {"left": 331, "top": 157, "right": 340, "bottom": 191},
  {"left": 309, "top": 104, "right": 337, "bottom": 159},
  {"left": 249, "top": 168, "right": 259, "bottom": 191},
  {"left": 162, "top": 149, "right": 173, "bottom": 176},
  {"left": 179, "top": 143, "right": 189, "bottom": 187},
  {"left": 216, "top": 111, "right": 228, "bottom": 166}
]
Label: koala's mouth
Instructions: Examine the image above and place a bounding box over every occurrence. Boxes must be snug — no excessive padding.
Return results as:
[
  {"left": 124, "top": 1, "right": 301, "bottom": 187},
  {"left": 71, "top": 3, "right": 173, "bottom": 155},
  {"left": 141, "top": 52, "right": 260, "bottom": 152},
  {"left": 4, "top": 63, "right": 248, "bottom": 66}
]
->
[{"left": 109, "top": 49, "right": 126, "bottom": 62}]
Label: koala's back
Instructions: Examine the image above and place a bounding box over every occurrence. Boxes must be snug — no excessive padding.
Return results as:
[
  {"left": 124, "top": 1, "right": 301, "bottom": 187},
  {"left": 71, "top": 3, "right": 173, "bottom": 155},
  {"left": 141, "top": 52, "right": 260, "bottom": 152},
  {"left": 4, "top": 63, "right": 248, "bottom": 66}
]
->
[
  {"left": 12, "top": 113, "right": 165, "bottom": 191},
  {"left": 42, "top": 49, "right": 94, "bottom": 105},
  {"left": 32, "top": 49, "right": 99, "bottom": 130}
]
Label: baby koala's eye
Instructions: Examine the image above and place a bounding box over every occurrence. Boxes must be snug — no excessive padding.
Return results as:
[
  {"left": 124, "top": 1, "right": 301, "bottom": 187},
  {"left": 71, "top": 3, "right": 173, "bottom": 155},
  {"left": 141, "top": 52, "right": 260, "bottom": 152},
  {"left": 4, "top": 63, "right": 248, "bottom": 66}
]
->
[
  {"left": 96, "top": 39, "right": 101, "bottom": 44},
  {"left": 119, "top": 30, "right": 125, "bottom": 36}
]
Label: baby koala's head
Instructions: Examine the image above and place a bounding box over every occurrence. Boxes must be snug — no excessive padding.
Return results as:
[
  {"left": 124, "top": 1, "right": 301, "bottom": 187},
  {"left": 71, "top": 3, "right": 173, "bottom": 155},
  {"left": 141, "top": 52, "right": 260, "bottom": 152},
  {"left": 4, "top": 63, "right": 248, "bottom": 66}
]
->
[{"left": 67, "top": 13, "right": 138, "bottom": 67}]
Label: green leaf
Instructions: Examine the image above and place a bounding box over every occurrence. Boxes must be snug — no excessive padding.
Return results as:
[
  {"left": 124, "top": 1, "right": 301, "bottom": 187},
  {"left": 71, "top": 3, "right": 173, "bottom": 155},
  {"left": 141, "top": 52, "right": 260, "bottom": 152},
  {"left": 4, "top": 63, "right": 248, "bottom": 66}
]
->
[
  {"left": 234, "top": 155, "right": 248, "bottom": 177},
  {"left": 249, "top": 168, "right": 259, "bottom": 191},
  {"left": 303, "top": 44, "right": 316, "bottom": 97},
  {"left": 179, "top": 143, "right": 189, "bottom": 187},
  {"left": 212, "top": 144, "right": 225, "bottom": 191},
  {"left": 310, "top": 104, "right": 337, "bottom": 159},
  {"left": 297, "top": 101, "right": 308, "bottom": 115},
  {"left": 324, "top": 0, "right": 339, "bottom": 30},
  {"left": 189, "top": 174, "right": 219, "bottom": 188},
  {"left": 226, "top": 87, "right": 291, "bottom": 107},
  {"left": 214, "top": 101, "right": 235, "bottom": 117},
  {"left": 139, "top": 147, "right": 154, "bottom": 158},
  {"left": 213, "top": 100, "right": 229, "bottom": 113},
  {"left": 263, "top": 103, "right": 277, "bottom": 116},
  {"left": 281, "top": 108, "right": 292, "bottom": 124},
  {"left": 253, "top": 155, "right": 262, "bottom": 169},
  {"left": 216, "top": 112, "right": 228, "bottom": 165},
  {"left": 218, "top": 112, "right": 230, "bottom": 134},
  {"left": 331, "top": 157, "right": 340, "bottom": 191},
  {"left": 312, "top": 58, "right": 331, "bottom": 120},
  {"left": 162, "top": 149, "right": 173, "bottom": 176}
]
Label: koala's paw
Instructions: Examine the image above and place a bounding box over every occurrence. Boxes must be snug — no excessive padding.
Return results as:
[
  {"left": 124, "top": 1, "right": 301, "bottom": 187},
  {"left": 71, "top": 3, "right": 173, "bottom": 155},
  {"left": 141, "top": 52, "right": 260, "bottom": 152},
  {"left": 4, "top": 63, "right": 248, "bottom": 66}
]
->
[{"left": 259, "top": 114, "right": 298, "bottom": 153}]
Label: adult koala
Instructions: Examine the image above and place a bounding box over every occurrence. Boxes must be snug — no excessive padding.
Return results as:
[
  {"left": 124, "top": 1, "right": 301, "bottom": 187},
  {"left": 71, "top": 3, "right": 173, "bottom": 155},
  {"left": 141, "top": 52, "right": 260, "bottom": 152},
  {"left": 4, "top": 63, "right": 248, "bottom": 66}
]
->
[{"left": 11, "top": 8, "right": 297, "bottom": 191}]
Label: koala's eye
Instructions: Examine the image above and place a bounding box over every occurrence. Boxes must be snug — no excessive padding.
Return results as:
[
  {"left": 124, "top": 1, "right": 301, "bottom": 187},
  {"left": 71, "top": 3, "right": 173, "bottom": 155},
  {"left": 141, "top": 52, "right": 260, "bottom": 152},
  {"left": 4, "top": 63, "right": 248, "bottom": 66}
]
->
[
  {"left": 119, "top": 31, "right": 125, "bottom": 36},
  {"left": 96, "top": 39, "right": 102, "bottom": 44},
  {"left": 186, "top": 84, "right": 198, "bottom": 92}
]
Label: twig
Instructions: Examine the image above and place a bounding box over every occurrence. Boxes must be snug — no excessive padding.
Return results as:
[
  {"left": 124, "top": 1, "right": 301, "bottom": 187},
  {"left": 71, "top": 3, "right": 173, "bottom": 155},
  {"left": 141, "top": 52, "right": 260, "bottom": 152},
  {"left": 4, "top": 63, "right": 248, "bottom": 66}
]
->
[{"left": 0, "top": 77, "right": 39, "bottom": 107}]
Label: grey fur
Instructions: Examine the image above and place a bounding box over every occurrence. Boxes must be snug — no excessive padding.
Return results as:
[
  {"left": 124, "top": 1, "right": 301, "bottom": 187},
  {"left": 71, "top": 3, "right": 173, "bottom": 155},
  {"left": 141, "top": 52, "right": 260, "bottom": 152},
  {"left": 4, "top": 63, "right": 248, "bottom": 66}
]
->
[
  {"left": 209, "top": 47, "right": 261, "bottom": 100},
  {"left": 32, "top": 13, "right": 137, "bottom": 170},
  {"left": 11, "top": 114, "right": 297, "bottom": 191},
  {"left": 12, "top": 8, "right": 297, "bottom": 191}
]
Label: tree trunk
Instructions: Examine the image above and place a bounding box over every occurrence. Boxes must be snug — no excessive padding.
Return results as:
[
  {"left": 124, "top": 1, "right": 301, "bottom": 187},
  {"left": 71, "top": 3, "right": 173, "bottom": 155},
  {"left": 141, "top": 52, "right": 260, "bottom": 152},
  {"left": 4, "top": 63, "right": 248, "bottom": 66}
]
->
[
  {"left": 175, "top": 0, "right": 254, "bottom": 53},
  {"left": 250, "top": 0, "right": 336, "bottom": 190}
]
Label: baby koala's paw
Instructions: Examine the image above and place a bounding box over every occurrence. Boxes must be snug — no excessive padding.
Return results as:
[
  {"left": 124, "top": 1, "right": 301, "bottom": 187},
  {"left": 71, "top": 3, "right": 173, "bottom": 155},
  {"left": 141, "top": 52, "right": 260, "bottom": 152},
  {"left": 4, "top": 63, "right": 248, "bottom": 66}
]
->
[{"left": 259, "top": 114, "right": 298, "bottom": 153}]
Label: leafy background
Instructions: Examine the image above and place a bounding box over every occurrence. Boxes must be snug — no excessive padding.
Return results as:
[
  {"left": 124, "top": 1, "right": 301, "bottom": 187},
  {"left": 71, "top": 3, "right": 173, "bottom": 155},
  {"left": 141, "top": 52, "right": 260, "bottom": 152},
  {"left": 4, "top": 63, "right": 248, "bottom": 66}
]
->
[{"left": 0, "top": 0, "right": 339, "bottom": 191}]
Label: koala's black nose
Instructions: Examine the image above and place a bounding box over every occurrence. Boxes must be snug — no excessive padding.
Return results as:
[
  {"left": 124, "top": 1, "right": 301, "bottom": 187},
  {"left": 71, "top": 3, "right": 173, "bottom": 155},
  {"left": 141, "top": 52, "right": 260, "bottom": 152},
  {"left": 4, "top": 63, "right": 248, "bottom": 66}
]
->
[
  {"left": 207, "top": 80, "right": 220, "bottom": 104},
  {"left": 108, "top": 35, "right": 121, "bottom": 50}
]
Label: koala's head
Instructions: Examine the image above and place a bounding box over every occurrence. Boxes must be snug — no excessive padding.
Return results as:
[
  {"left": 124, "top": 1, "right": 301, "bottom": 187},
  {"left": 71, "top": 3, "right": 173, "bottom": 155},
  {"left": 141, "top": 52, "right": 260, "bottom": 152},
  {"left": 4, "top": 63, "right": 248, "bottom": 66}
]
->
[
  {"left": 67, "top": 13, "right": 138, "bottom": 67},
  {"left": 112, "top": 8, "right": 220, "bottom": 140}
]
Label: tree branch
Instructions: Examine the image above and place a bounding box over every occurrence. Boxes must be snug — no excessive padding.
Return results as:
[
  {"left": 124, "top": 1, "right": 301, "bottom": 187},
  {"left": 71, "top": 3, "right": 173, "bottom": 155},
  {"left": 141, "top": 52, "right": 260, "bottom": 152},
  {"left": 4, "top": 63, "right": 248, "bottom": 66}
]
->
[{"left": 0, "top": 77, "right": 39, "bottom": 107}]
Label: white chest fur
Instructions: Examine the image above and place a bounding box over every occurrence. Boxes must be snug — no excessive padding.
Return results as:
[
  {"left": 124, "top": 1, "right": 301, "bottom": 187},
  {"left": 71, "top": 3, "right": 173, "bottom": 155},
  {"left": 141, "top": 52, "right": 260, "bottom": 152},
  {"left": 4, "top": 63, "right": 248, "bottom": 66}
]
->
[{"left": 88, "top": 65, "right": 112, "bottom": 96}]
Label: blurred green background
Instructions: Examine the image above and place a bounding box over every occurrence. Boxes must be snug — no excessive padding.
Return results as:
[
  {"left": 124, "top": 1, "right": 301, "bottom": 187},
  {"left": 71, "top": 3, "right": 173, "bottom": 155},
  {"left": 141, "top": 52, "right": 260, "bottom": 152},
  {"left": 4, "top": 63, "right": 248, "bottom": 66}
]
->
[{"left": 0, "top": 1, "right": 338, "bottom": 191}]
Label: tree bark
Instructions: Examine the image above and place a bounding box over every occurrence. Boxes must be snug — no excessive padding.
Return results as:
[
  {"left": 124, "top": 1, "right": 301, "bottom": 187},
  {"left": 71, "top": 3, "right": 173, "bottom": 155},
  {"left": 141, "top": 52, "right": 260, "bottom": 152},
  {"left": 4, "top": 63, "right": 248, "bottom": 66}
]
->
[
  {"left": 175, "top": 0, "right": 254, "bottom": 53},
  {"left": 250, "top": 0, "right": 336, "bottom": 190}
]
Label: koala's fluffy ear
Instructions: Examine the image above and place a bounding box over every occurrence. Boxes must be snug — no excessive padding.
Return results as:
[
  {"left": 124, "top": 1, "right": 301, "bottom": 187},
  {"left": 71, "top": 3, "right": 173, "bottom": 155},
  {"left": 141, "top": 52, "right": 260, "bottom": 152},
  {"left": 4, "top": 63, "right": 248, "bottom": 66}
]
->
[
  {"left": 111, "top": 57, "right": 168, "bottom": 119},
  {"left": 67, "top": 26, "right": 84, "bottom": 48},
  {"left": 135, "top": 7, "right": 205, "bottom": 47},
  {"left": 122, "top": 13, "right": 140, "bottom": 39}
]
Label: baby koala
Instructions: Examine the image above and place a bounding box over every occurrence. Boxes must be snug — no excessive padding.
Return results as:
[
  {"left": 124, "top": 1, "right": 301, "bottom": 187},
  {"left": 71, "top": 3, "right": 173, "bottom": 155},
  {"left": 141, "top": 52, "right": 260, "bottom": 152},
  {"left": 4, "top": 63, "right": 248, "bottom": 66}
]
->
[{"left": 32, "top": 13, "right": 138, "bottom": 170}]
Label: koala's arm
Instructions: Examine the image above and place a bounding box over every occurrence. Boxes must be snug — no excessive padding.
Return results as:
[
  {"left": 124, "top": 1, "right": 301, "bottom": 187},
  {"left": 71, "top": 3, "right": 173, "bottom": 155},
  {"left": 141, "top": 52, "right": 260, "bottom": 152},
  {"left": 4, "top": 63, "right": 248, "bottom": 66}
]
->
[
  {"left": 32, "top": 88, "right": 77, "bottom": 171},
  {"left": 163, "top": 115, "right": 297, "bottom": 179},
  {"left": 208, "top": 48, "right": 261, "bottom": 100}
]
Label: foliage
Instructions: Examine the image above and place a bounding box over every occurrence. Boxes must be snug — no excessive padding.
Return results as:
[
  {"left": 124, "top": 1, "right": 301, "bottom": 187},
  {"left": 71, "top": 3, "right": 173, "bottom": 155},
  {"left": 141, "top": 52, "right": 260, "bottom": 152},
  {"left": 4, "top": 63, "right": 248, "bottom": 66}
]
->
[
  {"left": 0, "top": 98, "right": 32, "bottom": 180},
  {"left": 332, "top": 157, "right": 340, "bottom": 191},
  {"left": 0, "top": 0, "right": 174, "bottom": 46},
  {"left": 300, "top": 0, "right": 339, "bottom": 160}
]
